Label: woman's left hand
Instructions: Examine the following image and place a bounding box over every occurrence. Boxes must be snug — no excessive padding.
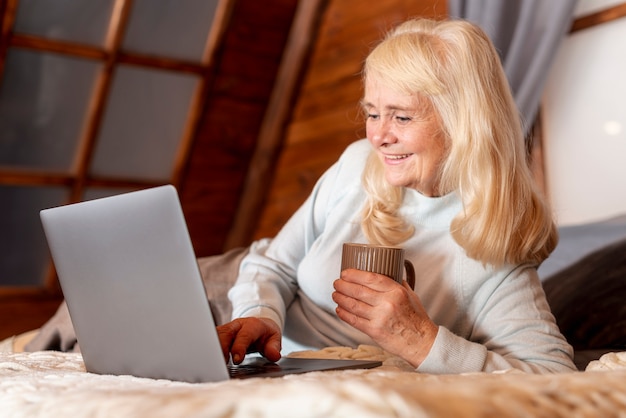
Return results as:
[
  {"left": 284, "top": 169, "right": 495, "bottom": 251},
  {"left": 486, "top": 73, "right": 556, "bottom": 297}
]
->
[{"left": 332, "top": 268, "right": 438, "bottom": 368}]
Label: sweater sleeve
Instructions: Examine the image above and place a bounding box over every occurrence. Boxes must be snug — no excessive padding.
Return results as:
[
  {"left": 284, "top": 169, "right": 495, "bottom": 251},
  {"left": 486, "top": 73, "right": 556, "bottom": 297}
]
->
[
  {"left": 228, "top": 140, "right": 369, "bottom": 329},
  {"left": 418, "top": 265, "right": 576, "bottom": 374},
  {"left": 228, "top": 186, "right": 329, "bottom": 329}
]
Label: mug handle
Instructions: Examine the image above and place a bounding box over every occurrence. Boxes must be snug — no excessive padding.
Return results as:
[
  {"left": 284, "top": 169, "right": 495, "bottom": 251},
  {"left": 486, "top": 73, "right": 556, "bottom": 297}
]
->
[{"left": 404, "top": 260, "right": 415, "bottom": 290}]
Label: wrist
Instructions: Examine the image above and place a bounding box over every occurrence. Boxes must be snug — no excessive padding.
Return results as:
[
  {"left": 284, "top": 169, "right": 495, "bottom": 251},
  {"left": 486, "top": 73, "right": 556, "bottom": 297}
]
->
[{"left": 407, "top": 321, "right": 438, "bottom": 368}]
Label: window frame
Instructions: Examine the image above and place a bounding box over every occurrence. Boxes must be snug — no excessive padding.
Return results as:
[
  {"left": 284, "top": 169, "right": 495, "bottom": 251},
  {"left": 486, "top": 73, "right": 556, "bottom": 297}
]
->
[{"left": 0, "top": 0, "right": 234, "bottom": 294}]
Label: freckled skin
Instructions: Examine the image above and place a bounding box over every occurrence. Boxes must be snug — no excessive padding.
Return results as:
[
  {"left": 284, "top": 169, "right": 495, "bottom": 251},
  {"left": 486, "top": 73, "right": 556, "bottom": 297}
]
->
[
  {"left": 332, "top": 268, "right": 438, "bottom": 368},
  {"left": 362, "top": 77, "right": 447, "bottom": 197}
]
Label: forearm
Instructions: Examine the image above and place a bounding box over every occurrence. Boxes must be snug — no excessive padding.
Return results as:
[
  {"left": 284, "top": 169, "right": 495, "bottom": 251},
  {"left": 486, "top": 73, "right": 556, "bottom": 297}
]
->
[
  {"left": 418, "top": 326, "right": 576, "bottom": 374},
  {"left": 229, "top": 257, "right": 294, "bottom": 329},
  {"left": 417, "top": 264, "right": 577, "bottom": 374},
  {"left": 228, "top": 240, "right": 296, "bottom": 329}
]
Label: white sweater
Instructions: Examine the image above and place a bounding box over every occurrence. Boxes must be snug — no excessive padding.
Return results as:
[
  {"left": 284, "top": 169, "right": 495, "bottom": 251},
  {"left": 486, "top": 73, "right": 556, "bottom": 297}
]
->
[{"left": 229, "top": 139, "right": 576, "bottom": 374}]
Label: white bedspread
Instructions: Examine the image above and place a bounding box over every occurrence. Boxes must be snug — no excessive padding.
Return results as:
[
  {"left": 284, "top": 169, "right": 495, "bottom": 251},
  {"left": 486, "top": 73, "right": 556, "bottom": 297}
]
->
[{"left": 2, "top": 346, "right": 626, "bottom": 417}]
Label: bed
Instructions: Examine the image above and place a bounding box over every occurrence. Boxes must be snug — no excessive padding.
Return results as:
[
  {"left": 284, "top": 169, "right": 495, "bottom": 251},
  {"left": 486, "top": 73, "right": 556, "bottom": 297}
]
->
[
  {"left": 1, "top": 346, "right": 626, "bottom": 417},
  {"left": 2, "top": 216, "right": 625, "bottom": 417}
]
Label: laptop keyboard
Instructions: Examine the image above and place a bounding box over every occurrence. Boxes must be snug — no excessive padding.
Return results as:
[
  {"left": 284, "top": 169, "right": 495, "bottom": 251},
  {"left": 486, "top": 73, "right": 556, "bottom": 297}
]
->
[
  {"left": 228, "top": 362, "right": 281, "bottom": 377},
  {"left": 227, "top": 358, "right": 298, "bottom": 378}
]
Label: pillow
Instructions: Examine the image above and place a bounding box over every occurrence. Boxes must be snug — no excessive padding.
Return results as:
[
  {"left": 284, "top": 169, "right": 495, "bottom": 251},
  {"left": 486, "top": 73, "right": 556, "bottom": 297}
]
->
[{"left": 542, "top": 237, "right": 626, "bottom": 353}]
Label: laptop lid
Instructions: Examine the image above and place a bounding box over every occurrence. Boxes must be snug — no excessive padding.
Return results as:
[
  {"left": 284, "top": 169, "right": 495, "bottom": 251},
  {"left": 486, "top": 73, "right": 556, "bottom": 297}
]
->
[
  {"left": 40, "top": 185, "right": 381, "bottom": 383},
  {"left": 41, "top": 185, "right": 231, "bottom": 382}
]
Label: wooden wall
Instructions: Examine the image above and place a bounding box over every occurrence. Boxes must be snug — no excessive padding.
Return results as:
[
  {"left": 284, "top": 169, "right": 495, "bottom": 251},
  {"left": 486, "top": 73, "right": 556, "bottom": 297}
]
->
[
  {"left": 180, "top": 0, "right": 298, "bottom": 257},
  {"left": 252, "top": 0, "right": 447, "bottom": 240}
]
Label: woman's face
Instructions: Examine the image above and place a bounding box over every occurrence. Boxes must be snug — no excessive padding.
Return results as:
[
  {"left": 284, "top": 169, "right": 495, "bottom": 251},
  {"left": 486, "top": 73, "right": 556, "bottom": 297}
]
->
[{"left": 363, "top": 77, "right": 448, "bottom": 196}]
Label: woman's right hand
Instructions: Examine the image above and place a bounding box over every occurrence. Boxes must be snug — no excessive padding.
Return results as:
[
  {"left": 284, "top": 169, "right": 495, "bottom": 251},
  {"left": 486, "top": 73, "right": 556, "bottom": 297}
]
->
[{"left": 216, "top": 317, "right": 282, "bottom": 364}]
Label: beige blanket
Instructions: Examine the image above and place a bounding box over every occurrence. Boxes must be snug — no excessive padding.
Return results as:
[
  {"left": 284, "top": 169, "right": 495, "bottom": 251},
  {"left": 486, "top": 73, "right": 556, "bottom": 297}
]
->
[{"left": 1, "top": 346, "right": 625, "bottom": 418}]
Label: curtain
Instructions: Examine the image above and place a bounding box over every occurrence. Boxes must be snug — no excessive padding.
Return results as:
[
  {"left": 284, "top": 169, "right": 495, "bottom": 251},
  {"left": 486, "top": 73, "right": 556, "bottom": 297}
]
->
[{"left": 447, "top": 0, "right": 578, "bottom": 135}]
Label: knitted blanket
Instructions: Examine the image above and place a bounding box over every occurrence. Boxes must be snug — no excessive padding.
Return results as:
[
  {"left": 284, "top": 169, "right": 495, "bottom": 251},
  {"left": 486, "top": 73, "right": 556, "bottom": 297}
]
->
[{"left": 1, "top": 345, "right": 625, "bottom": 418}]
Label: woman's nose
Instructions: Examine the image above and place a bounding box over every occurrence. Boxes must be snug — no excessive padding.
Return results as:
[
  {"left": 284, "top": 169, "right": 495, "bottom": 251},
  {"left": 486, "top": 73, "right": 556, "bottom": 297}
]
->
[{"left": 369, "top": 119, "right": 396, "bottom": 146}]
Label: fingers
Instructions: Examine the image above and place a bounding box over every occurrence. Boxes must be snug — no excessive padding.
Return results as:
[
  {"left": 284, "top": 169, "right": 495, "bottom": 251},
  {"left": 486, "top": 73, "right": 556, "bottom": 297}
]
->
[
  {"left": 260, "top": 326, "right": 282, "bottom": 363},
  {"left": 333, "top": 270, "right": 437, "bottom": 367},
  {"left": 334, "top": 269, "right": 403, "bottom": 309},
  {"left": 338, "top": 268, "right": 396, "bottom": 292},
  {"left": 216, "top": 318, "right": 282, "bottom": 364},
  {"left": 332, "top": 287, "right": 375, "bottom": 321},
  {"left": 333, "top": 269, "right": 401, "bottom": 327},
  {"left": 333, "top": 269, "right": 422, "bottom": 335},
  {"left": 216, "top": 320, "right": 242, "bottom": 362},
  {"left": 227, "top": 319, "right": 253, "bottom": 364},
  {"left": 334, "top": 301, "right": 370, "bottom": 331}
]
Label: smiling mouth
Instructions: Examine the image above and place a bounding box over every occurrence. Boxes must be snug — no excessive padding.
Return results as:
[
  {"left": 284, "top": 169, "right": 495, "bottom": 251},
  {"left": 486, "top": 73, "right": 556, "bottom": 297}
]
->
[{"left": 385, "top": 154, "right": 411, "bottom": 160}]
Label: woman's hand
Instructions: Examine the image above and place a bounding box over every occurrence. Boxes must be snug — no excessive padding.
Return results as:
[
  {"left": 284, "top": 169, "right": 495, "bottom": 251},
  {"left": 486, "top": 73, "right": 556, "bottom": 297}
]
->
[
  {"left": 332, "top": 268, "right": 438, "bottom": 368},
  {"left": 216, "top": 317, "right": 282, "bottom": 364}
]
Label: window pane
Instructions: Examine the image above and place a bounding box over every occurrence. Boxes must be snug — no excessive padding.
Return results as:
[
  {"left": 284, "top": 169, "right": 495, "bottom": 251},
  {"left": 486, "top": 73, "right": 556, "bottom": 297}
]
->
[
  {"left": 15, "top": 0, "right": 114, "bottom": 45},
  {"left": 0, "top": 185, "right": 69, "bottom": 286},
  {"left": 90, "top": 65, "right": 198, "bottom": 181},
  {"left": 123, "top": 0, "right": 219, "bottom": 61},
  {"left": 13, "top": 0, "right": 114, "bottom": 47},
  {"left": 0, "top": 49, "right": 101, "bottom": 171}
]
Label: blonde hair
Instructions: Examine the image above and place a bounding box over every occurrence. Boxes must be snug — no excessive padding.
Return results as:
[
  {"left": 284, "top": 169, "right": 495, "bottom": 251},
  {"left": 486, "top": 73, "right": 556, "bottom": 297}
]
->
[{"left": 361, "top": 18, "right": 557, "bottom": 267}]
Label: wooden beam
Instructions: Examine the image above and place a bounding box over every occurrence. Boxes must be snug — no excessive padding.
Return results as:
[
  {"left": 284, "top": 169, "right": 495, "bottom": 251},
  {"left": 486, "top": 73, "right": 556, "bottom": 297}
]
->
[
  {"left": 170, "top": 0, "right": 235, "bottom": 189},
  {"left": 528, "top": 114, "right": 548, "bottom": 199},
  {"left": 224, "top": 0, "right": 328, "bottom": 249},
  {"left": 0, "top": 0, "right": 16, "bottom": 78},
  {"left": 68, "top": 0, "right": 133, "bottom": 204},
  {"left": 571, "top": 2, "right": 626, "bottom": 33}
]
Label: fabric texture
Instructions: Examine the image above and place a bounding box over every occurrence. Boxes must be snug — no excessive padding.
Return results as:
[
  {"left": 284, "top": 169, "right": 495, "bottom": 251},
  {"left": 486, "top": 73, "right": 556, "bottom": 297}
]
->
[
  {"left": 229, "top": 139, "right": 575, "bottom": 374},
  {"left": 24, "top": 301, "right": 77, "bottom": 352},
  {"left": 2, "top": 348, "right": 626, "bottom": 418},
  {"left": 543, "top": 238, "right": 626, "bottom": 354}
]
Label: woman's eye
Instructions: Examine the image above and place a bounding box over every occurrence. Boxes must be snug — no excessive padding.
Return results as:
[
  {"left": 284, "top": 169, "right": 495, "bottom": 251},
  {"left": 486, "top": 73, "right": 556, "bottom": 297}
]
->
[
  {"left": 366, "top": 113, "right": 380, "bottom": 121},
  {"left": 395, "top": 116, "right": 412, "bottom": 124}
]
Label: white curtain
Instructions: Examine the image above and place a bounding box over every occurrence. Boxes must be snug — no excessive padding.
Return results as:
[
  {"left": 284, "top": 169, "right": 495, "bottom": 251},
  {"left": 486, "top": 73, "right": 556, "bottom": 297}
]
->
[{"left": 448, "top": 0, "right": 578, "bottom": 135}]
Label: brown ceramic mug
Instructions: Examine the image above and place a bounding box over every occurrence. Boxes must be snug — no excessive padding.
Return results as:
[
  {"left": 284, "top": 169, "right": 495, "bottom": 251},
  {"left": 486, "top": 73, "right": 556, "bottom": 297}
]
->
[{"left": 341, "top": 243, "right": 415, "bottom": 289}]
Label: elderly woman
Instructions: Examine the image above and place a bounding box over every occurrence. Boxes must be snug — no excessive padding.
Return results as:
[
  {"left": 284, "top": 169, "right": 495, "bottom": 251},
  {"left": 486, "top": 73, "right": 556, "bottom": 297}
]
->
[{"left": 218, "top": 18, "right": 576, "bottom": 374}]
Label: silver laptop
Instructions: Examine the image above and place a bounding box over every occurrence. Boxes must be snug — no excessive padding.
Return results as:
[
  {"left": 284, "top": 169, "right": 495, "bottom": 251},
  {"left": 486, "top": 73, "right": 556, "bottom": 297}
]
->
[{"left": 40, "top": 185, "right": 381, "bottom": 383}]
